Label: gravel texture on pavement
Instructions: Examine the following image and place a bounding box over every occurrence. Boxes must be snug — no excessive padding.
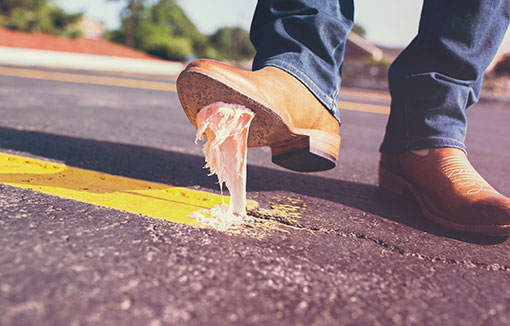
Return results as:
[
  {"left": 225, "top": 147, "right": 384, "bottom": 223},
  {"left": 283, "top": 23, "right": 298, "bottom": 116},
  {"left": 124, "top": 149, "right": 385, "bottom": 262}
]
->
[{"left": 1, "top": 67, "right": 510, "bottom": 326}]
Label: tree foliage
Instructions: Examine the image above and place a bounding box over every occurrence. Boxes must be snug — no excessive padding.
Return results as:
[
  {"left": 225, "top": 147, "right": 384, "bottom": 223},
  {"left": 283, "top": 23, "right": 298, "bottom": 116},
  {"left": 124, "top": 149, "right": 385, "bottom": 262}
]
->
[
  {"left": 209, "top": 27, "right": 255, "bottom": 61},
  {"left": 351, "top": 23, "right": 366, "bottom": 38},
  {"left": 0, "top": 0, "right": 83, "bottom": 37},
  {"left": 109, "top": 0, "right": 194, "bottom": 60},
  {"left": 108, "top": 0, "right": 255, "bottom": 61}
]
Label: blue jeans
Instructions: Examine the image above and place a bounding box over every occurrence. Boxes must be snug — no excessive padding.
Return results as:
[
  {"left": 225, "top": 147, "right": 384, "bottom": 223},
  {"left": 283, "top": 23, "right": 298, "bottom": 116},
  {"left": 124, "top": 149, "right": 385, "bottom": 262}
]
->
[{"left": 250, "top": 0, "right": 510, "bottom": 153}]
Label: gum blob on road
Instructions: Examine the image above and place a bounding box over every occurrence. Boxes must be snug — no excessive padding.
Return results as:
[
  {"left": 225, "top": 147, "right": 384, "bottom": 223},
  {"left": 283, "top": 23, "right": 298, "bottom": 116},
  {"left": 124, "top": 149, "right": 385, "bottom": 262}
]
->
[{"left": 191, "top": 102, "right": 255, "bottom": 230}]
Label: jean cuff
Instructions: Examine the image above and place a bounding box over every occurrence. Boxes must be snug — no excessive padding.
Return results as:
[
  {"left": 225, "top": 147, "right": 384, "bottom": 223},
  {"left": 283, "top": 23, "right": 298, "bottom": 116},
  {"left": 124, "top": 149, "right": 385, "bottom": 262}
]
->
[
  {"left": 379, "top": 136, "right": 467, "bottom": 154},
  {"left": 252, "top": 59, "right": 341, "bottom": 124}
]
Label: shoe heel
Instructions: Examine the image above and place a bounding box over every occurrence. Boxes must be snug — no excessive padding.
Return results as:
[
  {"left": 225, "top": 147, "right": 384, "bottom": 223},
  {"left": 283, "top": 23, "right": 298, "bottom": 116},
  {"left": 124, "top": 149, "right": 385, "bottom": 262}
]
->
[
  {"left": 378, "top": 164, "right": 405, "bottom": 195},
  {"left": 271, "top": 130, "right": 340, "bottom": 172}
]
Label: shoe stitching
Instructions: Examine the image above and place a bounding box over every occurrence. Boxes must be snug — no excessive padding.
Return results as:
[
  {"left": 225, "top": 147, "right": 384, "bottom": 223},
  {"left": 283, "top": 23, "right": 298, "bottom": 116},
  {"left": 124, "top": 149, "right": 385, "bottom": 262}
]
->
[
  {"left": 438, "top": 156, "right": 498, "bottom": 195},
  {"left": 379, "top": 161, "right": 509, "bottom": 229}
]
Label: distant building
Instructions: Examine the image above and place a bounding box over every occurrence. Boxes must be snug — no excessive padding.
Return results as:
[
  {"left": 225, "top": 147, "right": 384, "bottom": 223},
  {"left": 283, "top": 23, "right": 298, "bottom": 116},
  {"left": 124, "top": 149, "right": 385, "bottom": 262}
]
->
[
  {"left": 78, "top": 16, "right": 105, "bottom": 40},
  {"left": 487, "top": 52, "right": 510, "bottom": 74}
]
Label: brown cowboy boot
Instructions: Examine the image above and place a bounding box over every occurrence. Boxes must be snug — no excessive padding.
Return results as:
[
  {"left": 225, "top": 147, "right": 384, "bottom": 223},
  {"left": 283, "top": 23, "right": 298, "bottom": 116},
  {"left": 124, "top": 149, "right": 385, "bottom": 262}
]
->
[
  {"left": 379, "top": 148, "right": 510, "bottom": 235},
  {"left": 176, "top": 59, "right": 340, "bottom": 172}
]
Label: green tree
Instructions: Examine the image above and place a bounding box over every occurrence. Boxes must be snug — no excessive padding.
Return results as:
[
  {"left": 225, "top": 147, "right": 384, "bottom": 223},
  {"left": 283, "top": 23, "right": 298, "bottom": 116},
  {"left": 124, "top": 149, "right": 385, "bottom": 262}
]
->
[
  {"left": 0, "top": 0, "right": 82, "bottom": 37},
  {"left": 149, "top": 0, "right": 210, "bottom": 57},
  {"left": 108, "top": 0, "right": 256, "bottom": 62},
  {"left": 351, "top": 23, "right": 366, "bottom": 38},
  {"left": 107, "top": 0, "right": 144, "bottom": 47},
  {"left": 108, "top": 0, "right": 209, "bottom": 61},
  {"left": 209, "top": 27, "right": 255, "bottom": 61}
]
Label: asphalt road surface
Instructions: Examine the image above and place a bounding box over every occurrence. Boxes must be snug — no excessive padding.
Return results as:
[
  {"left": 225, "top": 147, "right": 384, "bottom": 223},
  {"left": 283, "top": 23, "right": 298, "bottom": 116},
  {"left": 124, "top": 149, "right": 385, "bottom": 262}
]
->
[{"left": 1, "top": 65, "right": 510, "bottom": 326}]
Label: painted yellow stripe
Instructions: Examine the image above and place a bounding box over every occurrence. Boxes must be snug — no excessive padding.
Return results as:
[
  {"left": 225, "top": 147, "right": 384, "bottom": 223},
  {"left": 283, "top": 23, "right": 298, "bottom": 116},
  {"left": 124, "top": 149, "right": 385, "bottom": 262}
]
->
[
  {"left": 0, "top": 66, "right": 176, "bottom": 91},
  {"left": 0, "top": 153, "right": 256, "bottom": 226},
  {"left": 339, "top": 100, "right": 390, "bottom": 115},
  {"left": 0, "top": 66, "right": 390, "bottom": 114},
  {"left": 341, "top": 87, "right": 390, "bottom": 102}
]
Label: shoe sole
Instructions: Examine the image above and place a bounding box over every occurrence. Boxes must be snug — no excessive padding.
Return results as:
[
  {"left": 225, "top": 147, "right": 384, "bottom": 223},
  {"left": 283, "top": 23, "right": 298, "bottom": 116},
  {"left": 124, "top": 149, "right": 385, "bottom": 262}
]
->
[
  {"left": 176, "top": 68, "right": 340, "bottom": 172},
  {"left": 378, "top": 163, "right": 510, "bottom": 235}
]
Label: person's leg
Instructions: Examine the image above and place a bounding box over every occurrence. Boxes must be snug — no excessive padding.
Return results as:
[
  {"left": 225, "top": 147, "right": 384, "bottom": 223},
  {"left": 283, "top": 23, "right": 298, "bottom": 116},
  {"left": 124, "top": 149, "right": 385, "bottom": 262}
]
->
[
  {"left": 177, "top": 0, "right": 353, "bottom": 172},
  {"left": 379, "top": 0, "right": 510, "bottom": 235},
  {"left": 381, "top": 0, "right": 509, "bottom": 153},
  {"left": 250, "top": 0, "right": 354, "bottom": 124}
]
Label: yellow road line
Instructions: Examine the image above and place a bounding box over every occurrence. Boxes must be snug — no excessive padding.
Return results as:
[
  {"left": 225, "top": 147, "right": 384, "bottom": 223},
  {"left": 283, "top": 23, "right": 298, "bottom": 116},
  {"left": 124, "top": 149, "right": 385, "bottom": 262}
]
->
[
  {"left": 0, "top": 66, "right": 390, "bottom": 114},
  {"left": 0, "top": 66, "right": 176, "bottom": 91},
  {"left": 0, "top": 153, "right": 257, "bottom": 226},
  {"left": 341, "top": 88, "right": 391, "bottom": 102},
  {"left": 339, "top": 100, "right": 390, "bottom": 114}
]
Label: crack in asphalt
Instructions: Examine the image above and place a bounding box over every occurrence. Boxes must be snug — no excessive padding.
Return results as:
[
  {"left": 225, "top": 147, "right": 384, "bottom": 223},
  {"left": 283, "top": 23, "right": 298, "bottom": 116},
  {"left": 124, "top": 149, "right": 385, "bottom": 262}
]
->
[
  {"left": 249, "top": 210, "right": 314, "bottom": 231},
  {"left": 342, "top": 231, "right": 510, "bottom": 273},
  {"left": 249, "top": 209, "right": 510, "bottom": 273}
]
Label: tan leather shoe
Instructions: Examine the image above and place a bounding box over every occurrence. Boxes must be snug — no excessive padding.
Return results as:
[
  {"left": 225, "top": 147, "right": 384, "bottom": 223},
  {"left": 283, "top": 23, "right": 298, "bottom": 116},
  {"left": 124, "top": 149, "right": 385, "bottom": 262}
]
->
[
  {"left": 176, "top": 59, "right": 340, "bottom": 172},
  {"left": 379, "top": 148, "right": 510, "bottom": 235}
]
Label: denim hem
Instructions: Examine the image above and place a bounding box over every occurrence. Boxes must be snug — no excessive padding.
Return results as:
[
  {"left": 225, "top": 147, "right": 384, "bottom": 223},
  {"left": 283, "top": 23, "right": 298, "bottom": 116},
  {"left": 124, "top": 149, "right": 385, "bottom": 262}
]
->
[
  {"left": 379, "top": 136, "right": 467, "bottom": 154},
  {"left": 252, "top": 59, "right": 342, "bottom": 124}
]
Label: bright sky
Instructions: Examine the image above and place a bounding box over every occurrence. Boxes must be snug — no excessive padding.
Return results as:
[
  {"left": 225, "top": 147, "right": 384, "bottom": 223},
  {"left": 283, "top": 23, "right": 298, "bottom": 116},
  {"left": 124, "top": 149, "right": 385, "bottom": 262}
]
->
[{"left": 55, "top": 0, "right": 509, "bottom": 51}]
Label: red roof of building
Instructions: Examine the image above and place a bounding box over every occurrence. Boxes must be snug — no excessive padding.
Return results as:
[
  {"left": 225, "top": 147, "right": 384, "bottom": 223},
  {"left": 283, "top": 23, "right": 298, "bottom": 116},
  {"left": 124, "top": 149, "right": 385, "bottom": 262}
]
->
[{"left": 0, "top": 28, "right": 161, "bottom": 60}]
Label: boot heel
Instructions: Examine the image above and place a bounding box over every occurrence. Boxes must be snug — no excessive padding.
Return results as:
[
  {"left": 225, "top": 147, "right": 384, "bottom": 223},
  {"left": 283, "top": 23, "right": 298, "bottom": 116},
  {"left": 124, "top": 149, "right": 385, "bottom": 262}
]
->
[
  {"left": 378, "top": 164, "right": 405, "bottom": 195},
  {"left": 271, "top": 130, "right": 340, "bottom": 172}
]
